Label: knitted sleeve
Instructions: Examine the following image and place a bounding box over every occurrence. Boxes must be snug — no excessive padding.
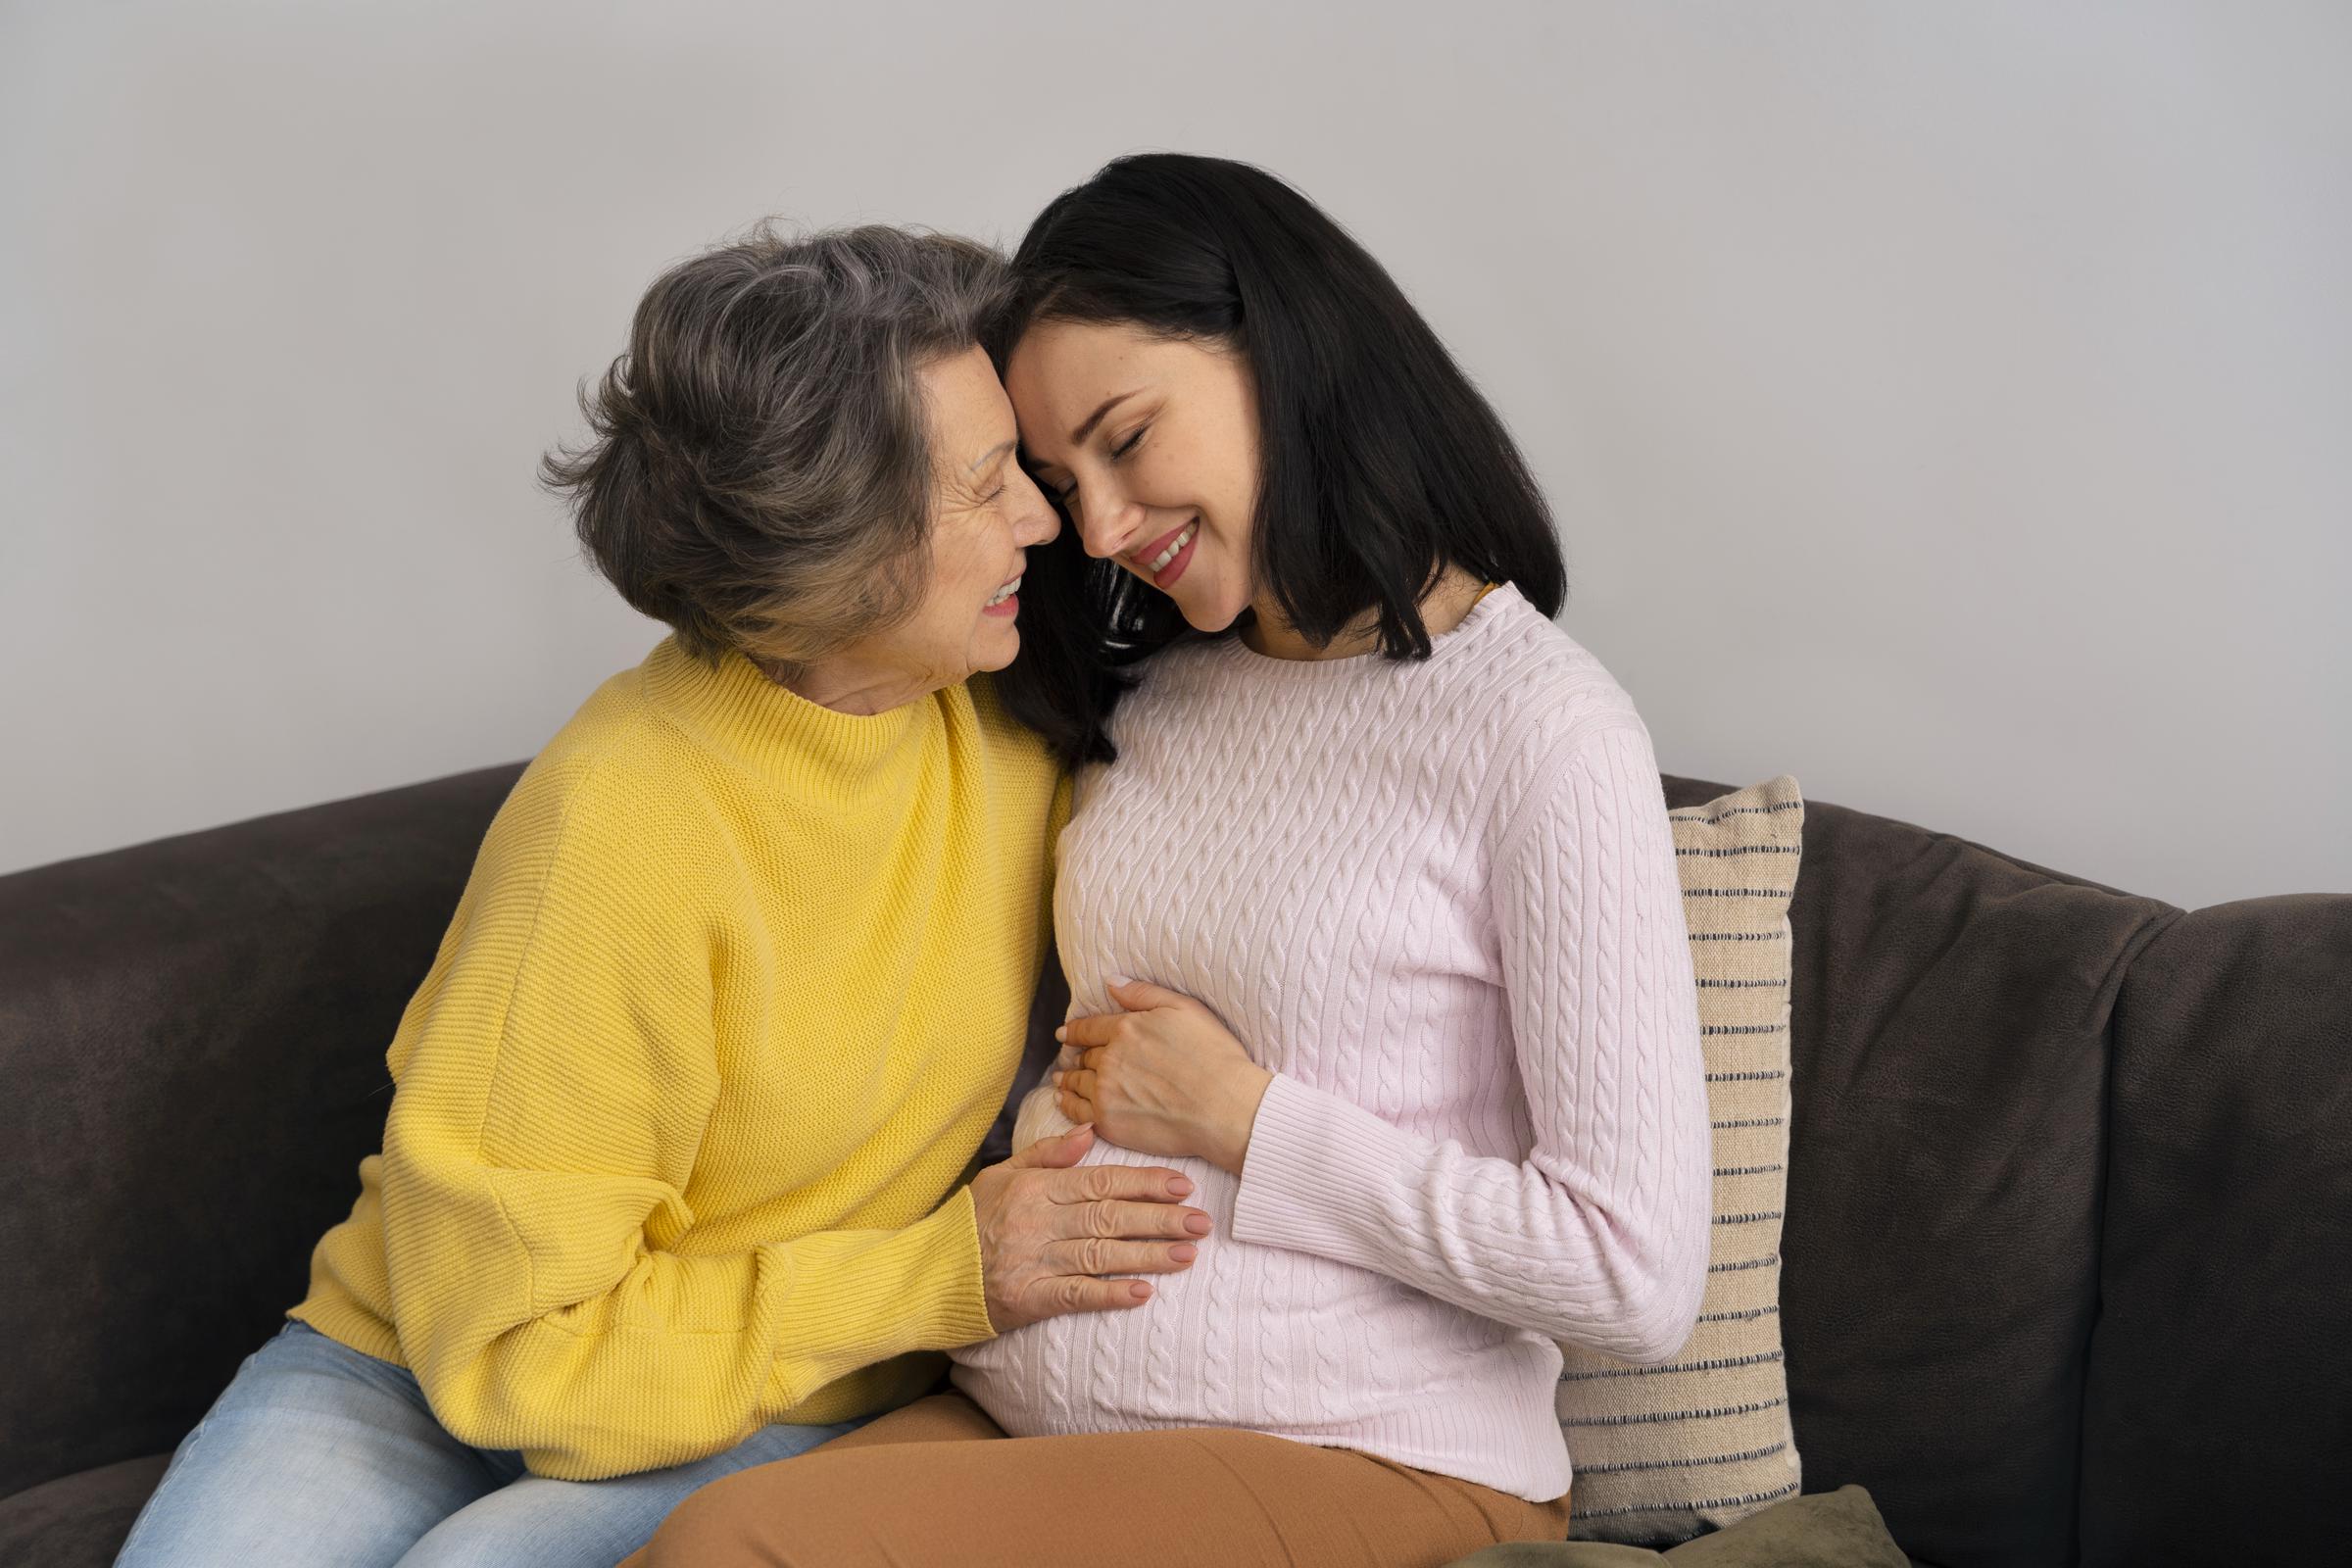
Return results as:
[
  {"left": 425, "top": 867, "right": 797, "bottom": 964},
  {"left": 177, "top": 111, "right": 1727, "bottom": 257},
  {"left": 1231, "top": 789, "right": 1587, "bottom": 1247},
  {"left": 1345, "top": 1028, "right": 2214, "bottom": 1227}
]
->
[
  {"left": 376, "top": 759, "right": 994, "bottom": 1482},
  {"left": 1226, "top": 719, "right": 1714, "bottom": 1363}
]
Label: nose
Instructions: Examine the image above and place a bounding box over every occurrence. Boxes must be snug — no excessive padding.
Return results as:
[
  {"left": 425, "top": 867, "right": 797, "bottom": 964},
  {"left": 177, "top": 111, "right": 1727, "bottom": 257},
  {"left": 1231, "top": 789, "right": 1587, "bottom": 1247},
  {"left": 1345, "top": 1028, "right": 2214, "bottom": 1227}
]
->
[
  {"left": 1008, "top": 466, "right": 1058, "bottom": 547},
  {"left": 1077, "top": 491, "right": 1149, "bottom": 562}
]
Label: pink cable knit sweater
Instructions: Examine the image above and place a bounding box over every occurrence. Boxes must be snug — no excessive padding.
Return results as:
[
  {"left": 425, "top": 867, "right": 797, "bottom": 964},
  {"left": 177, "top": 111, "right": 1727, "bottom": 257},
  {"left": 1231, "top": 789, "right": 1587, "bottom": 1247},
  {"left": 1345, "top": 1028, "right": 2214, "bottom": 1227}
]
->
[{"left": 947, "top": 583, "right": 1713, "bottom": 1502}]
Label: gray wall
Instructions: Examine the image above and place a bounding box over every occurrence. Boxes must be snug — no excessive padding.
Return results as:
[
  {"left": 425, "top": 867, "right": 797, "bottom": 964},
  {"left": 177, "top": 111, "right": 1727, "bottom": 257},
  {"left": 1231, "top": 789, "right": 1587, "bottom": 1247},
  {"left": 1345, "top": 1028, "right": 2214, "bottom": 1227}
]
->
[{"left": 4, "top": 1, "right": 2346, "bottom": 907}]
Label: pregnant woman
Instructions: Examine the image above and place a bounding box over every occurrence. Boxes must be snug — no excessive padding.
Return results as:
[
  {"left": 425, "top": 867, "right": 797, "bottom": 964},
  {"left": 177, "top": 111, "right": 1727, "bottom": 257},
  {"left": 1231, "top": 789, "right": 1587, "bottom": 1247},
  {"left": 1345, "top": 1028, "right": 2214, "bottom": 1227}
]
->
[
  {"left": 112, "top": 223, "right": 1212, "bottom": 1568},
  {"left": 629, "top": 155, "right": 1715, "bottom": 1567}
]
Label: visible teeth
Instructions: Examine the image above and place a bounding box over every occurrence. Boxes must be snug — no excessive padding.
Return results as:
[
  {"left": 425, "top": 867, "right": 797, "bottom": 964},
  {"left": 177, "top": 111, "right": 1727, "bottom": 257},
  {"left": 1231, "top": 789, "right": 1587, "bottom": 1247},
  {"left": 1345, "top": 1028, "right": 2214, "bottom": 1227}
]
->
[
  {"left": 1147, "top": 521, "right": 1197, "bottom": 574},
  {"left": 987, "top": 574, "right": 1022, "bottom": 607}
]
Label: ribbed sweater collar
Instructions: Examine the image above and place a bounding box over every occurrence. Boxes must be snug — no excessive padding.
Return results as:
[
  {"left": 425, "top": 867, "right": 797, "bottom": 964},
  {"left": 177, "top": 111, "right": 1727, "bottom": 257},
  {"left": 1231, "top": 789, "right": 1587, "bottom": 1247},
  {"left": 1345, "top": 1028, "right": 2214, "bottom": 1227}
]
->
[
  {"left": 1207, "top": 580, "right": 1526, "bottom": 686},
  {"left": 636, "top": 634, "right": 938, "bottom": 799}
]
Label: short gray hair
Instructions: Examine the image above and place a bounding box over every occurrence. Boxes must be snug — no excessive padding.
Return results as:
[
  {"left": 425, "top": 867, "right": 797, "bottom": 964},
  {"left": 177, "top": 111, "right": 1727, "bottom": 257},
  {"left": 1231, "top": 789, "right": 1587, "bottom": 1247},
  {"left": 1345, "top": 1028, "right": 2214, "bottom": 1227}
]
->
[{"left": 541, "top": 220, "right": 1014, "bottom": 673}]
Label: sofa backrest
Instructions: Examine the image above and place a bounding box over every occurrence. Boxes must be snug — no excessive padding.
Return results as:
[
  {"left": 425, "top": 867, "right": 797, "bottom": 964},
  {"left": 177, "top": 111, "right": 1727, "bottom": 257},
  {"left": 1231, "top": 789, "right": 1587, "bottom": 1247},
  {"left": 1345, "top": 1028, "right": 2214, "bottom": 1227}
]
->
[
  {"left": 1661, "top": 775, "right": 2176, "bottom": 1568},
  {"left": 2078, "top": 892, "right": 2352, "bottom": 1568},
  {"left": 0, "top": 763, "right": 528, "bottom": 1502}
]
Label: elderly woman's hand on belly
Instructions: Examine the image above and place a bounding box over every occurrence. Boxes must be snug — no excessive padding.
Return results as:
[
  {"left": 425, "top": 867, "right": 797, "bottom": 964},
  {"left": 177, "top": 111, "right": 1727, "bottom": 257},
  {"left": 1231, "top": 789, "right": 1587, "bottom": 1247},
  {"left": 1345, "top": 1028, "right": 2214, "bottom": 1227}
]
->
[
  {"left": 965, "top": 1122, "right": 1217, "bottom": 1333},
  {"left": 1052, "top": 978, "right": 1276, "bottom": 1178}
]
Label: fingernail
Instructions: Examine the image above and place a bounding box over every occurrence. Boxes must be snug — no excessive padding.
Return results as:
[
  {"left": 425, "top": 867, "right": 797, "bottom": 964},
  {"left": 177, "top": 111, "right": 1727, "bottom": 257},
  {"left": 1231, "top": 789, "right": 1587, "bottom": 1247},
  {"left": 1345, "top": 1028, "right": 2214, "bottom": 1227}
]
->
[
  {"left": 1107, "top": 973, "right": 1133, "bottom": 987},
  {"left": 1168, "top": 1176, "right": 1193, "bottom": 1197},
  {"left": 1054, "top": 1026, "right": 1066, "bottom": 1041},
  {"left": 1169, "top": 1244, "right": 1199, "bottom": 1262},
  {"left": 1130, "top": 1282, "right": 1152, "bottom": 1300},
  {"left": 1185, "top": 1213, "right": 1211, "bottom": 1235},
  {"left": 1070, "top": 1122, "right": 1094, "bottom": 1137}
]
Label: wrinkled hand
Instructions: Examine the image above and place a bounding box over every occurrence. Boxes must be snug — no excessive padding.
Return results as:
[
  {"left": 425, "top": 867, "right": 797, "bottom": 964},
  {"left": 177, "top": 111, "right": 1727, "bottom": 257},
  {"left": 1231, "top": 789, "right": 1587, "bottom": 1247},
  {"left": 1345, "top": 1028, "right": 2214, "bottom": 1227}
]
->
[
  {"left": 1054, "top": 978, "right": 1274, "bottom": 1176},
  {"left": 966, "top": 1124, "right": 1213, "bottom": 1334}
]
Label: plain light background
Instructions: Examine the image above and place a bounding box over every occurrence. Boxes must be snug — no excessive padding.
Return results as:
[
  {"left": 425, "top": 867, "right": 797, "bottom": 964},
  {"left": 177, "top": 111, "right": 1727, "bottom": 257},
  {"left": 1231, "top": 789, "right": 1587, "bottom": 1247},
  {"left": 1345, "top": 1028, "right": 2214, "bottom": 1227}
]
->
[{"left": 3, "top": 0, "right": 2346, "bottom": 907}]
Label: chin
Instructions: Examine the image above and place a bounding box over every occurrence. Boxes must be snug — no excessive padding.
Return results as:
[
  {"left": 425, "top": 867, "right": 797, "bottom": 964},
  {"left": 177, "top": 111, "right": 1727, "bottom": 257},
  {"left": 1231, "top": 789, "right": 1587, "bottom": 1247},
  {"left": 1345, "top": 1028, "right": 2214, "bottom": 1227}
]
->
[{"left": 1180, "top": 587, "right": 1247, "bottom": 634}]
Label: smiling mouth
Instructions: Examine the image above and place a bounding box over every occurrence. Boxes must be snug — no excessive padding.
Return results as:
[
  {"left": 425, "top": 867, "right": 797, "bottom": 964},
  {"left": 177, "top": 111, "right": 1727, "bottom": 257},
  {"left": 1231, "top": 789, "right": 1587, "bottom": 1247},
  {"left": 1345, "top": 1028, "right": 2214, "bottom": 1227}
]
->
[
  {"left": 986, "top": 573, "right": 1022, "bottom": 608},
  {"left": 1129, "top": 517, "right": 1198, "bottom": 575}
]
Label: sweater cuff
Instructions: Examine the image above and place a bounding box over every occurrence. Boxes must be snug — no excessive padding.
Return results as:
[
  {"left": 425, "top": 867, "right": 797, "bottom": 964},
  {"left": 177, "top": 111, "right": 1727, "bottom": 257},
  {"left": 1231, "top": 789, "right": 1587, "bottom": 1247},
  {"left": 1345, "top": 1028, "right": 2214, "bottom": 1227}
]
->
[
  {"left": 1228, "top": 1072, "right": 1426, "bottom": 1268},
  {"left": 895, "top": 1184, "right": 1000, "bottom": 1351},
  {"left": 763, "top": 1183, "right": 998, "bottom": 1412}
]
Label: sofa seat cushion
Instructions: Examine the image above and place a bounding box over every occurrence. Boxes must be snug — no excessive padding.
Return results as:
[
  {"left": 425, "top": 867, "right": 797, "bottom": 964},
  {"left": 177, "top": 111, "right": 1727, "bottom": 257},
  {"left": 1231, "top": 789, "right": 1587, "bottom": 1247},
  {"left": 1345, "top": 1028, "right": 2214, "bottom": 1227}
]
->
[{"left": 1449, "top": 1482, "right": 1911, "bottom": 1566}]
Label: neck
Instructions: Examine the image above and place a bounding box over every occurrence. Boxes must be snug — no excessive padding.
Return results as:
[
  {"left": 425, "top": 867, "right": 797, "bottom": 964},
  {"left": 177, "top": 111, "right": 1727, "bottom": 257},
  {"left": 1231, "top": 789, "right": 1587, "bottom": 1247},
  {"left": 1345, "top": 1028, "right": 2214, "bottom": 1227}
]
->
[
  {"left": 760, "top": 653, "right": 937, "bottom": 716},
  {"left": 1238, "top": 564, "right": 1487, "bottom": 661}
]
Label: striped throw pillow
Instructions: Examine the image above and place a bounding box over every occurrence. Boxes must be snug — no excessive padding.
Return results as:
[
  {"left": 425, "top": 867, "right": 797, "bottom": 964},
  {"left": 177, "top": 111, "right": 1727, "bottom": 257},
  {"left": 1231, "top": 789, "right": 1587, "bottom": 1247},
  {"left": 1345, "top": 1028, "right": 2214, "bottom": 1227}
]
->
[{"left": 1556, "top": 774, "right": 1806, "bottom": 1544}]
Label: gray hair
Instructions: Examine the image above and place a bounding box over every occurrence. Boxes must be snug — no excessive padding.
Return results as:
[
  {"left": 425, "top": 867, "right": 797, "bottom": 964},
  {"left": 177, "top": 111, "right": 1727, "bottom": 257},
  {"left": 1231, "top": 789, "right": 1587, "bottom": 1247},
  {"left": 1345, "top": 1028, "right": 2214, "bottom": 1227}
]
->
[{"left": 541, "top": 220, "right": 1014, "bottom": 673}]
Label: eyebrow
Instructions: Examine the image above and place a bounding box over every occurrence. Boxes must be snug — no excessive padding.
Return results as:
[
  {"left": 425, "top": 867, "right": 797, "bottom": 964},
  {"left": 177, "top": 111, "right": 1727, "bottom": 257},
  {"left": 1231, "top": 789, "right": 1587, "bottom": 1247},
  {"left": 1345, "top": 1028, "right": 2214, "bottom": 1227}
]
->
[
  {"left": 966, "top": 439, "right": 1015, "bottom": 473},
  {"left": 1070, "top": 389, "right": 1141, "bottom": 448},
  {"left": 1020, "top": 385, "right": 1148, "bottom": 472}
]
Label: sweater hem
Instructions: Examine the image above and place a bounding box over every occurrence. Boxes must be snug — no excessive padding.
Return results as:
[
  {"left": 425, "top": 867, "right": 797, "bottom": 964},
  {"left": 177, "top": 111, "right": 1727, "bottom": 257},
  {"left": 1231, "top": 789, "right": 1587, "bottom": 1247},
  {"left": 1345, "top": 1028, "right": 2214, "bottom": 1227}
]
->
[
  {"left": 953, "top": 1368, "right": 1573, "bottom": 1502},
  {"left": 285, "top": 1297, "right": 407, "bottom": 1368}
]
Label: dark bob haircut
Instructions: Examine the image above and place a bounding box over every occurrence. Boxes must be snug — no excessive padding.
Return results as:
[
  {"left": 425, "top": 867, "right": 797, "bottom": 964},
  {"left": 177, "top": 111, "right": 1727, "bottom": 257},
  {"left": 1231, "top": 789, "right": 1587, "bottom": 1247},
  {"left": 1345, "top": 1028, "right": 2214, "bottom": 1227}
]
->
[{"left": 989, "top": 153, "right": 1567, "bottom": 767}]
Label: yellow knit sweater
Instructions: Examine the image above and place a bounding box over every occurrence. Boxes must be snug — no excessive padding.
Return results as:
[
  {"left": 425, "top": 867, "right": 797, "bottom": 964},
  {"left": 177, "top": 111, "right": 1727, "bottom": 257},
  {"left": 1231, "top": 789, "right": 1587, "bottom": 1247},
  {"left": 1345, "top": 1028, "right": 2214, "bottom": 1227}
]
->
[{"left": 289, "top": 634, "right": 1068, "bottom": 1480}]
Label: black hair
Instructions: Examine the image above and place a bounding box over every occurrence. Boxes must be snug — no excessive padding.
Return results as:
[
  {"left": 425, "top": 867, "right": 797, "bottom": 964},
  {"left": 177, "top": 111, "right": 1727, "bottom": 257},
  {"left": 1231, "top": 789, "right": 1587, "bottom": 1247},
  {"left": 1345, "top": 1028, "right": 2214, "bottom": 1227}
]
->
[{"left": 988, "top": 153, "right": 1567, "bottom": 766}]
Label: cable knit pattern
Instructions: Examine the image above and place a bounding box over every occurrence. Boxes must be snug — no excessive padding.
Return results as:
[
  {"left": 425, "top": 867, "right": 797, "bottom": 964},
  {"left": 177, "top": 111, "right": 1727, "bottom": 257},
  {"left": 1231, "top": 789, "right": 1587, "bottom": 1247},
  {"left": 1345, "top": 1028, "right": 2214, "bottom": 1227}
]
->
[{"left": 948, "top": 583, "right": 1713, "bottom": 1502}]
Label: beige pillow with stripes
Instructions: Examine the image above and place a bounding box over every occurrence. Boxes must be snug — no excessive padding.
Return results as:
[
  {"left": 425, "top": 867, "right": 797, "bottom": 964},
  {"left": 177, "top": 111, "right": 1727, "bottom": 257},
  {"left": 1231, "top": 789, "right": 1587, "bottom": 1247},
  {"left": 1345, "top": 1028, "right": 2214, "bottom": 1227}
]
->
[{"left": 1557, "top": 773, "right": 1806, "bottom": 1544}]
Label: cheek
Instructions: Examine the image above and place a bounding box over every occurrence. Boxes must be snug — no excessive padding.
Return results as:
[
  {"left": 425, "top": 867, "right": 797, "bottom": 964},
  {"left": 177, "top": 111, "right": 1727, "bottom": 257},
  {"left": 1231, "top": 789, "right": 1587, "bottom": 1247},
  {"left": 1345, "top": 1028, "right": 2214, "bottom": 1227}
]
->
[
  {"left": 937, "top": 520, "right": 993, "bottom": 589},
  {"left": 1147, "top": 437, "right": 1250, "bottom": 563},
  {"left": 938, "top": 525, "right": 1015, "bottom": 638},
  {"left": 883, "top": 547, "right": 969, "bottom": 661}
]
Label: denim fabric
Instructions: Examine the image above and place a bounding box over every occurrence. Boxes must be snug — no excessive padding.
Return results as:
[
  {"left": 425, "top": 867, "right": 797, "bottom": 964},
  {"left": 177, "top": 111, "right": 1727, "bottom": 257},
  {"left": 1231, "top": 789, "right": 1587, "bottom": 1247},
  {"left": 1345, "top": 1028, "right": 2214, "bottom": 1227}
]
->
[{"left": 113, "top": 1319, "right": 878, "bottom": 1567}]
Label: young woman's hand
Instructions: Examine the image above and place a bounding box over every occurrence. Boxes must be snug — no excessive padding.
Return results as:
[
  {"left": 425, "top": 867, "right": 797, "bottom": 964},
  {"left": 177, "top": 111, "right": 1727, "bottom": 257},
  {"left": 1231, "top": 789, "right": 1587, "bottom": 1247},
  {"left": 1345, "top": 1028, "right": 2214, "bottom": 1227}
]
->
[{"left": 1054, "top": 978, "right": 1274, "bottom": 1175}]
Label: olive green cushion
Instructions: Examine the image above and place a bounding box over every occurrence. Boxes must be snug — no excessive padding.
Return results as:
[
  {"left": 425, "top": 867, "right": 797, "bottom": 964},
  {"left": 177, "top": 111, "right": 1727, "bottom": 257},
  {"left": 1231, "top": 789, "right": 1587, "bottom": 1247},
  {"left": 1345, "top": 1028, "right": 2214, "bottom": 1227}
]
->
[{"left": 1448, "top": 1484, "right": 1908, "bottom": 1568}]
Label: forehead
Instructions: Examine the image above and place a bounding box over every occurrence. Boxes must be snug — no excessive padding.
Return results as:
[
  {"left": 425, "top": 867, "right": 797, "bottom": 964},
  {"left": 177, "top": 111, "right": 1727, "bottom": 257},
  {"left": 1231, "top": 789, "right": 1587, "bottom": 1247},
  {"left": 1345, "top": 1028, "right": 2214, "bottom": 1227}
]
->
[
  {"left": 1006, "top": 321, "right": 1162, "bottom": 422},
  {"left": 919, "top": 345, "right": 1014, "bottom": 435}
]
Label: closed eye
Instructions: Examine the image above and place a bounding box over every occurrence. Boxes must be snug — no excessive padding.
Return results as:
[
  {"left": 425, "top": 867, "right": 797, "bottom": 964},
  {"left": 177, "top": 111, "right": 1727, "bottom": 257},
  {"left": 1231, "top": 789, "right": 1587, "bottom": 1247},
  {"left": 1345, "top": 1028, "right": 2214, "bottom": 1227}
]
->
[{"left": 1041, "top": 424, "right": 1145, "bottom": 506}]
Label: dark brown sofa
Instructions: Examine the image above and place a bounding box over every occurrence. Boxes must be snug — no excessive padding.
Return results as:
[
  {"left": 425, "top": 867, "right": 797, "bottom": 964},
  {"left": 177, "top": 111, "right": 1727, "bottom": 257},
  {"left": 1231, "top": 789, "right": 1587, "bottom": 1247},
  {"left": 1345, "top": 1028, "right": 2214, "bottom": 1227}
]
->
[{"left": 1, "top": 762, "right": 2344, "bottom": 1567}]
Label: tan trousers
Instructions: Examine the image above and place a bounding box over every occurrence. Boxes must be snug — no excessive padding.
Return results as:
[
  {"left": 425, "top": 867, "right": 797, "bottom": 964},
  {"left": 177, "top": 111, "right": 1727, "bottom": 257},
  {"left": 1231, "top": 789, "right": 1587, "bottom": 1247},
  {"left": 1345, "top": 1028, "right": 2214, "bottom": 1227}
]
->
[{"left": 620, "top": 1385, "right": 1573, "bottom": 1568}]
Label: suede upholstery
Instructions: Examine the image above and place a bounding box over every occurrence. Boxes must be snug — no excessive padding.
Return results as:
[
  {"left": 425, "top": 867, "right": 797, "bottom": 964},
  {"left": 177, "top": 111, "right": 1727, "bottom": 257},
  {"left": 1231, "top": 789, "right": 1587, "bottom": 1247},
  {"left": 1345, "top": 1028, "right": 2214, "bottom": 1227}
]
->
[
  {"left": 0, "top": 761, "right": 2343, "bottom": 1568},
  {"left": 1715, "top": 782, "right": 2169, "bottom": 1566},
  {"left": 2077, "top": 893, "right": 2352, "bottom": 1566}
]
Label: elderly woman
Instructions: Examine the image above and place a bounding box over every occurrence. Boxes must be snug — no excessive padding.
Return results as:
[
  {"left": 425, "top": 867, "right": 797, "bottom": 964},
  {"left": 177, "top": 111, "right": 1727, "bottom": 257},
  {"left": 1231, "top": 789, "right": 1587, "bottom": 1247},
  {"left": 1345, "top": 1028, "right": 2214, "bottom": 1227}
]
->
[{"left": 110, "top": 225, "right": 1212, "bottom": 1568}]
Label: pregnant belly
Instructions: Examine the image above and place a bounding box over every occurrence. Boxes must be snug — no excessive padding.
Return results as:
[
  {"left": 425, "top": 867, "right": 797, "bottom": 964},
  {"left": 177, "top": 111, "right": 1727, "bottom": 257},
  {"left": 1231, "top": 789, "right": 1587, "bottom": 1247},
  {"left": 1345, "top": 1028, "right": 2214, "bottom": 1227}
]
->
[{"left": 950, "top": 1138, "right": 1507, "bottom": 1435}]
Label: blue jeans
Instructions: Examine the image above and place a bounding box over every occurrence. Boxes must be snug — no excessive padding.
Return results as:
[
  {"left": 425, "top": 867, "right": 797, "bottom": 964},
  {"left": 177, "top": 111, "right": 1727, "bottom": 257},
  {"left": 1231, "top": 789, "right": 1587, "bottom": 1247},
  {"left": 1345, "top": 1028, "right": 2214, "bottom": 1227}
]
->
[{"left": 113, "top": 1319, "right": 884, "bottom": 1567}]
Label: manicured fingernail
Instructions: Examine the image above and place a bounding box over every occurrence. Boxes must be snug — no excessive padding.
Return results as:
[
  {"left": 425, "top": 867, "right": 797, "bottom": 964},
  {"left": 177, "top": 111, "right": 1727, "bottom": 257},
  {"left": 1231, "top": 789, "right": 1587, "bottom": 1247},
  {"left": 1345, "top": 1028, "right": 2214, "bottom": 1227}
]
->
[
  {"left": 1054, "top": 1026, "right": 1066, "bottom": 1041},
  {"left": 1185, "top": 1213, "right": 1211, "bottom": 1235},
  {"left": 1169, "top": 1244, "right": 1198, "bottom": 1262},
  {"left": 1107, "top": 973, "right": 1133, "bottom": 987},
  {"left": 1168, "top": 1176, "right": 1193, "bottom": 1197},
  {"left": 1130, "top": 1283, "right": 1151, "bottom": 1300}
]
